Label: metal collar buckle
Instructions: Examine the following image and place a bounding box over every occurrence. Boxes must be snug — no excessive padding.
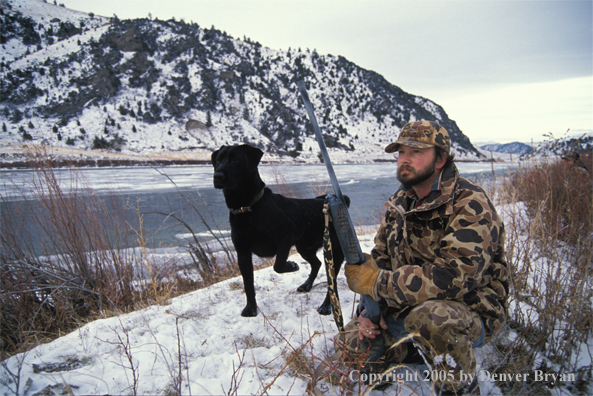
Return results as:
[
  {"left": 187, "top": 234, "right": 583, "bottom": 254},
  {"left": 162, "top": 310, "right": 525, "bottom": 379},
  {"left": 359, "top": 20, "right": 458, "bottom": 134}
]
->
[{"left": 229, "top": 188, "right": 265, "bottom": 215}]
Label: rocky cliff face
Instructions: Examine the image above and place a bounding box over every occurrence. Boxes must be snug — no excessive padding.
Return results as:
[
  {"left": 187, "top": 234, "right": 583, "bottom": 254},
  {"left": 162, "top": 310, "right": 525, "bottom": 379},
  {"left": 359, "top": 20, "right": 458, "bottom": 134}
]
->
[{"left": 1, "top": 0, "right": 484, "bottom": 162}]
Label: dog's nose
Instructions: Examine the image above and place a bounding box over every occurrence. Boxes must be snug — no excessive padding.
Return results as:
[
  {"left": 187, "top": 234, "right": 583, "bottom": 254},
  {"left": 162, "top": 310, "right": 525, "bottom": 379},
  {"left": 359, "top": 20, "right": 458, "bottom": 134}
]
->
[{"left": 213, "top": 171, "right": 226, "bottom": 186}]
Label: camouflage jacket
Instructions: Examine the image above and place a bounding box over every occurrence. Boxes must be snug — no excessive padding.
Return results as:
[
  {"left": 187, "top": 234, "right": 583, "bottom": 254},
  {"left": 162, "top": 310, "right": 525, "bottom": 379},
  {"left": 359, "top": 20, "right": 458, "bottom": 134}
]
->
[{"left": 371, "top": 163, "right": 509, "bottom": 337}]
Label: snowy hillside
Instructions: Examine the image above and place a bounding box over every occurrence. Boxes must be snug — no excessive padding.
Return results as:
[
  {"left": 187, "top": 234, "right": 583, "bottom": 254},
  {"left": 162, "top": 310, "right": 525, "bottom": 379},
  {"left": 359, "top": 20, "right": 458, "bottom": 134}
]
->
[
  {"left": 479, "top": 142, "right": 534, "bottom": 156},
  {"left": 1, "top": 0, "right": 484, "bottom": 164}
]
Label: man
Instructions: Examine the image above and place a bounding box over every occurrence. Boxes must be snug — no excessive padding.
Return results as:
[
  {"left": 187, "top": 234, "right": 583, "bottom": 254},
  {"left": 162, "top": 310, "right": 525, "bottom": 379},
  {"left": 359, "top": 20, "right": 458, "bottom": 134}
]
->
[
  {"left": 561, "top": 150, "right": 588, "bottom": 172},
  {"left": 339, "top": 121, "right": 509, "bottom": 395}
]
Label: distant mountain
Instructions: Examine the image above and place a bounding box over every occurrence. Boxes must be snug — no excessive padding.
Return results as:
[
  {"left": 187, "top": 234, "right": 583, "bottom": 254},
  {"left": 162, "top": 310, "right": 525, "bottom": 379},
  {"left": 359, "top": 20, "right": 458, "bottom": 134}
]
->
[
  {"left": 479, "top": 142, "right": 534, "bottom": 155},
  {"left": 520, "top": 133, "right": 593, "bottom": 160},
  {"left": 1, "top": 0, "right": 484, "bottom": 162}
]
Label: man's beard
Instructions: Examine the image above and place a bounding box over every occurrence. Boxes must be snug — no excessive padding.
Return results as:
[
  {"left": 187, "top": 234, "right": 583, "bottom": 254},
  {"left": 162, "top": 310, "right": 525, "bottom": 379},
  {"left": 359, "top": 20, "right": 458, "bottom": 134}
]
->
[{"left": 397, "top": 159, "right": 437, "bottom": 187}]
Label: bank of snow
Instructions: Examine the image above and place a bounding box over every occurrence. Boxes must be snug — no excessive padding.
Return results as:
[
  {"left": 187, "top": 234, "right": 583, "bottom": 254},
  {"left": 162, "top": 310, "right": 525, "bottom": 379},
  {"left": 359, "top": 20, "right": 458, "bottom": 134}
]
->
[{"left": 1, "top": 232, "right": 507, "bottom": 396}]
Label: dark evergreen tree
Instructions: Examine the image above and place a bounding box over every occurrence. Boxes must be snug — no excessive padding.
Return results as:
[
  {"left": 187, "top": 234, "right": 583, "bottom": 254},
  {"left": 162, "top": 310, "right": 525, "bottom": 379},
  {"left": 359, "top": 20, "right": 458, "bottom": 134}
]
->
[{"left": 206, "top": 111, "right": 212, "bottom": 127}]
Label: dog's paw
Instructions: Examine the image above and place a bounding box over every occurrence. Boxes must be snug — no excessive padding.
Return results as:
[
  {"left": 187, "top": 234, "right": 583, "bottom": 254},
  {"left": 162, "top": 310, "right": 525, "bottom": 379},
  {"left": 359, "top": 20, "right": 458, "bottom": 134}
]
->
[
  {"left": 317, "top": 303, "right": 332, "bottom": 316},
  {"left": 297, "top": 281, "right": 313, "bottom": 293},
  {"left": 241, "top": 305, "right": 258, "bottom": 317},
  {"left": 274, "top": 260, "right": 299, "bottom": 273}
]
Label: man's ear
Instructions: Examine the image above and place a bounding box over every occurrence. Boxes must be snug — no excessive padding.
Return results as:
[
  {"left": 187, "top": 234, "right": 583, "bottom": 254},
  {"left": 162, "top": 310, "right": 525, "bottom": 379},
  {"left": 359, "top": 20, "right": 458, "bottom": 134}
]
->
[{"left": 435, "top": 149, "right": 447, "bottom": 170}]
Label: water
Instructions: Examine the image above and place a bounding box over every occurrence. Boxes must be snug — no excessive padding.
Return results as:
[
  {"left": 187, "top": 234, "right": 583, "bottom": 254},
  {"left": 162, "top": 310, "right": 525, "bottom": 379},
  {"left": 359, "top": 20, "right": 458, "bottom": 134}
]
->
[{"left": 0, "top": 161, "right": 517, "bottom": 254}]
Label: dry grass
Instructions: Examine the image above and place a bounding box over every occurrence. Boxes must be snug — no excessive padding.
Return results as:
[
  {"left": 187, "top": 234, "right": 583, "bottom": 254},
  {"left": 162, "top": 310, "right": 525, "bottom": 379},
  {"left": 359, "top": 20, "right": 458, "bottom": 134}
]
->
[
  {"left": 486, "top": 157, "right": 592, "bottom": 395},
  {"left": 1, "top": 153, "right": 136, "bottom": 356},
  {"left": 0, "top": 148, "right": 245, "bottom": 360}
]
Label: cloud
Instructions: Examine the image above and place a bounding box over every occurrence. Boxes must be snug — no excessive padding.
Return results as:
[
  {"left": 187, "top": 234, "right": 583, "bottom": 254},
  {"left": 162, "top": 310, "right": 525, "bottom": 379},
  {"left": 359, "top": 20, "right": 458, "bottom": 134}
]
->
[
  {"left": 67, "top": 0, "right": 591, "bottom": 88},
  {"left": 440, "top": 76, "right": 593, "bottom": 142}
]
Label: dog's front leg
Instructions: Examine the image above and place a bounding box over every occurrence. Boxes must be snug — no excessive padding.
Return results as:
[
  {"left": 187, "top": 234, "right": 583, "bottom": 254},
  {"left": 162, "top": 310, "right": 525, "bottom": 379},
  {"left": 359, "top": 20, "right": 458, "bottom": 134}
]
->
[
  {"left": 295, "top": 246, "right": 322, "bottom": 293},
  {"left": 273, "top": 237, "right": 300, "bottom": 273},
  {"left": 237, "top": 250, "right": 258, "bottom": 317}
]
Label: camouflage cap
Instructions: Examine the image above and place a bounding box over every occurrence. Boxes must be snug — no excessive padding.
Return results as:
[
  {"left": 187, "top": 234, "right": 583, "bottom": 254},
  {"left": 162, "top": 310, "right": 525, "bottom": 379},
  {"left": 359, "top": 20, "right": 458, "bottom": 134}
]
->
[{"left": 385, "top": 121, "right": 450, "bottom": 154}]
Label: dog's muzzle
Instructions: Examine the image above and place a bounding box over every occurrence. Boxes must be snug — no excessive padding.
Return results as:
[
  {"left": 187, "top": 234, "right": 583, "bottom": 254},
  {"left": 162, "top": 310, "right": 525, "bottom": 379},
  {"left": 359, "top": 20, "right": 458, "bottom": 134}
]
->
[{"left": 213, "top": 171, "right": 226, "bottom": 188}]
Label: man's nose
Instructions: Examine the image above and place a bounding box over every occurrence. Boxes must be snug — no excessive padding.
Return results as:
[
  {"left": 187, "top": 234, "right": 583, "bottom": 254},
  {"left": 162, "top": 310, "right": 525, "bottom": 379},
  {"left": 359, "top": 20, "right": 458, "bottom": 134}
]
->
[{"left": 398, "top": 152, "right": 410, "bottom": 164}]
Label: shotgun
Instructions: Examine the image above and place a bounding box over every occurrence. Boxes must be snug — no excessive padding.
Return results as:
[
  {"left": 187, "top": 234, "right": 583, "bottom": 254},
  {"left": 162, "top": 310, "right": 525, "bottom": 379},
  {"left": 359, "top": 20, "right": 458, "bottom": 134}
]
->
[{"left": 296, "top": 80, "right": 381, "bottom": 325}]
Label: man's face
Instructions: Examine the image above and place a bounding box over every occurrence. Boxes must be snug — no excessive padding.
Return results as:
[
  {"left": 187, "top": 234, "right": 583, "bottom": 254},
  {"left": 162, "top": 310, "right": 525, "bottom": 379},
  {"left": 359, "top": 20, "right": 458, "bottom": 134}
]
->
[{"left": 396, "top": 146, "right": 440, "bottom": 186}]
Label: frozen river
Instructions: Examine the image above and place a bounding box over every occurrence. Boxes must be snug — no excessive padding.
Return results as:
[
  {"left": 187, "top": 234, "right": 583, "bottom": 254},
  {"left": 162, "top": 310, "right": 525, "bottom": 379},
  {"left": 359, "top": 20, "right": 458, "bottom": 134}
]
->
[
  {"left": 1, "top": 161, "right": 518, "bottom": 254},
  {"left": 0, "top": 161, "right": 513, "bottom": 199}
]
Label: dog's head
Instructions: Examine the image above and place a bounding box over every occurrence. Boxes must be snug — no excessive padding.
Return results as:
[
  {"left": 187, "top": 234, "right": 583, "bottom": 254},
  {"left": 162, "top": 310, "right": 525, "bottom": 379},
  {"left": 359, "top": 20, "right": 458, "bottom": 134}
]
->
[{"left": 211, "top": 144, "right": 264, "bottom": 189}]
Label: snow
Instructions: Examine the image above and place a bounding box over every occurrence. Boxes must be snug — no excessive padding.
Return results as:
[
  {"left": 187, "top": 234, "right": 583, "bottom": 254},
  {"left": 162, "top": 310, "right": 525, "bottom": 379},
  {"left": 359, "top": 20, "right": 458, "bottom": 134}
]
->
[
  {"left": 0, "top": 228, "right": 533, "bottom": 393},
  {"left": 1, "top": 0, "right": 491, "bottom": 164},
  {"left": 3, "top": 0, "right": 109, "bottom": 65},
  {"left": 0, "top": 236, "right": 359, "bottom": 395},
  {"left": 7, "top": 239, "right": 548, "bottom": 396},
  {"left": 0, "top": 234, "right": 502, "bottom": 396}
]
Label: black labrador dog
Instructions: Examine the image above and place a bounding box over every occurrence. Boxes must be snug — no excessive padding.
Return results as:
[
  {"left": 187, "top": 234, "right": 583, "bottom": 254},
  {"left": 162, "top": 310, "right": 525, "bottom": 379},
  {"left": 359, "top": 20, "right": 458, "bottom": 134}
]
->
[{"left": 211, "top": 144, "right": 346, "bottom": 317}]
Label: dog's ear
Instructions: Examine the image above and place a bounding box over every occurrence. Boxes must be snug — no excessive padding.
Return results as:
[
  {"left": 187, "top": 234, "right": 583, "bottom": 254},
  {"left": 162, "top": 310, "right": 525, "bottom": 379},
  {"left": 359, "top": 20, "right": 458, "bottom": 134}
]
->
[
  {"left": 211, "top": 148, "right": 220, "bottom": 166},
  {"left": 242, "top": 144, "right": 264, "bottom": 168}
]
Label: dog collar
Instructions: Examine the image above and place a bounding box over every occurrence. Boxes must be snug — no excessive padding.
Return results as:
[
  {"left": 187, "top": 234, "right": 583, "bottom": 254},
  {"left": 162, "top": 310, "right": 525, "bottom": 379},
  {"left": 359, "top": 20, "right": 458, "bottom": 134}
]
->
[{"left": 229, "top": 188, "right": 265, "bottom": 215}]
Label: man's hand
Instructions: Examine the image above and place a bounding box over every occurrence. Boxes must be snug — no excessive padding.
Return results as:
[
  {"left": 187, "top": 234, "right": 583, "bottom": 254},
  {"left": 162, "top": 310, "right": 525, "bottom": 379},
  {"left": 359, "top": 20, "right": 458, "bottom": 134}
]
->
[
  {"left": 345, "top": 254, "right": 382, "bottom": 300},
  {"left": 358, "top": 309, "right": 388, "bottom": 340}
]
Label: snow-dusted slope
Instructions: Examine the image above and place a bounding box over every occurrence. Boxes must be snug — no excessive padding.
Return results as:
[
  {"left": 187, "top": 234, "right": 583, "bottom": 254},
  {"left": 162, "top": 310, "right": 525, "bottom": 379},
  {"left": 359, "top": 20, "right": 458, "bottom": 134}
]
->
[
  {"left": 1, "top": 0, "right": 484, "bottom": 163},
  {"left": 1, "top": 235, "right": 505, "bottom": 396}
]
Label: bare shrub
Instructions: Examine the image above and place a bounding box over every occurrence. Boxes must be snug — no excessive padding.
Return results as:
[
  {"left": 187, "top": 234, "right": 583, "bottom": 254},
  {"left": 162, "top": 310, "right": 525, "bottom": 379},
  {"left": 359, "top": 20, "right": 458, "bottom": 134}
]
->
[
  {"left": 491, "top": 158, "right": 592, "bottom": 395},
  {"left": 504, "top": 160, "right": 591, "bottom": 242},
  {"left": 0, "top": 150, "right": 229, "bottom": 358},
  {"left": 1, "top": 151, "right": 139, "bottom": 356}
]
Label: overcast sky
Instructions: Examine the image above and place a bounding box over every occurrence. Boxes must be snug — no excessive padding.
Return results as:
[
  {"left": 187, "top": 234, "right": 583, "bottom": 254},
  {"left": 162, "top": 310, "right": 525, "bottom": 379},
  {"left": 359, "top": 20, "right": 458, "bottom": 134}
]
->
[{"left": 64, "top": 0, "right": 592, "bottom": 144}]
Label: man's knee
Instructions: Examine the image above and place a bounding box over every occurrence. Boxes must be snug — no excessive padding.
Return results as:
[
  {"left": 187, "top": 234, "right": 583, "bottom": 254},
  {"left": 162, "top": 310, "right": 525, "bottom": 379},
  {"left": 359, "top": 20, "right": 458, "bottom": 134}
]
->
[
  {"left": 403, "top": 301, "right": 483, "bottom": 391},
  {"left": 403, "top": 300, "right": 482, "bottom": 346}
]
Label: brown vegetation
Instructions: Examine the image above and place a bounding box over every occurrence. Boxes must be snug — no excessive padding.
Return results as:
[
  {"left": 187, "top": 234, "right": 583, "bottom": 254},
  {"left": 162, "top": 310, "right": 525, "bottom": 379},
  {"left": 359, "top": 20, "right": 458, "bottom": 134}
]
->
[
  {"left": 489, "top": 157, "right": 592, "bottom": 395},
  {"left": 0, "top": 150, "right": 264, "bottom": 359}
]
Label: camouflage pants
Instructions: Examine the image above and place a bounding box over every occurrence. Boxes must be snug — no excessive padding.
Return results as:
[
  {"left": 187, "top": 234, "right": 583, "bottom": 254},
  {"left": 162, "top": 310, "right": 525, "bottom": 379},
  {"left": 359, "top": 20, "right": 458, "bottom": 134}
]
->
[{"left": 335, "top": 300, "right": 484, "bottom": 392}]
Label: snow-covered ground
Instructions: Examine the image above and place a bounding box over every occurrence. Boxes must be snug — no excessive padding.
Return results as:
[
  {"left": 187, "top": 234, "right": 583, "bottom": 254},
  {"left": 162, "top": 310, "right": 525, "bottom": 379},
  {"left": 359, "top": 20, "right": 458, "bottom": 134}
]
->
[
  {"left": 2, "top": 227, "right": 590, "bottom": 396},
  {"left": 0, "top": 233, "right": 508, "bottom": 396}
]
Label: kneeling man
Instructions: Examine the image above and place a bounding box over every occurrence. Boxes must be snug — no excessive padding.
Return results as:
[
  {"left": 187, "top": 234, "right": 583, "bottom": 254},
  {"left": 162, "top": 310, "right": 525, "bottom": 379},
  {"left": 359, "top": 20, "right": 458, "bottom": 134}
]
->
[{"left": 340, "top": 121, "right": 509, "bottom": 395}]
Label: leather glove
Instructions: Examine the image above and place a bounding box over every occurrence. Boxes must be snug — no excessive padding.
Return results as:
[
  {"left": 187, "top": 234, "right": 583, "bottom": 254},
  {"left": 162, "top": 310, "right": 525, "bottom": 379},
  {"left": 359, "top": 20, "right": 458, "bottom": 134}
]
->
[{"left": 345, "top": 254, "right": 382, "bottom": 300}]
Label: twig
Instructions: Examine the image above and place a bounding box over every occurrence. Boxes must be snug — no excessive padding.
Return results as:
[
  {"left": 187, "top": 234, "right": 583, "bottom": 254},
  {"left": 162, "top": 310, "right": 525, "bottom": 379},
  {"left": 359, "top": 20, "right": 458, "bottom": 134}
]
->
[{"left": 222, "top": 341, "right": 247, "bottom": 396}]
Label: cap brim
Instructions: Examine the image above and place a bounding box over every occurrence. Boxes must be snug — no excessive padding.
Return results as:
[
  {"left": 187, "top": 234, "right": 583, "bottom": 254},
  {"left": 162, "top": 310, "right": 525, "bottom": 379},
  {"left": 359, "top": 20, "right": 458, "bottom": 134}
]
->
[{"left": 385, "top": 140, "right": 434, "bottom": 153}]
